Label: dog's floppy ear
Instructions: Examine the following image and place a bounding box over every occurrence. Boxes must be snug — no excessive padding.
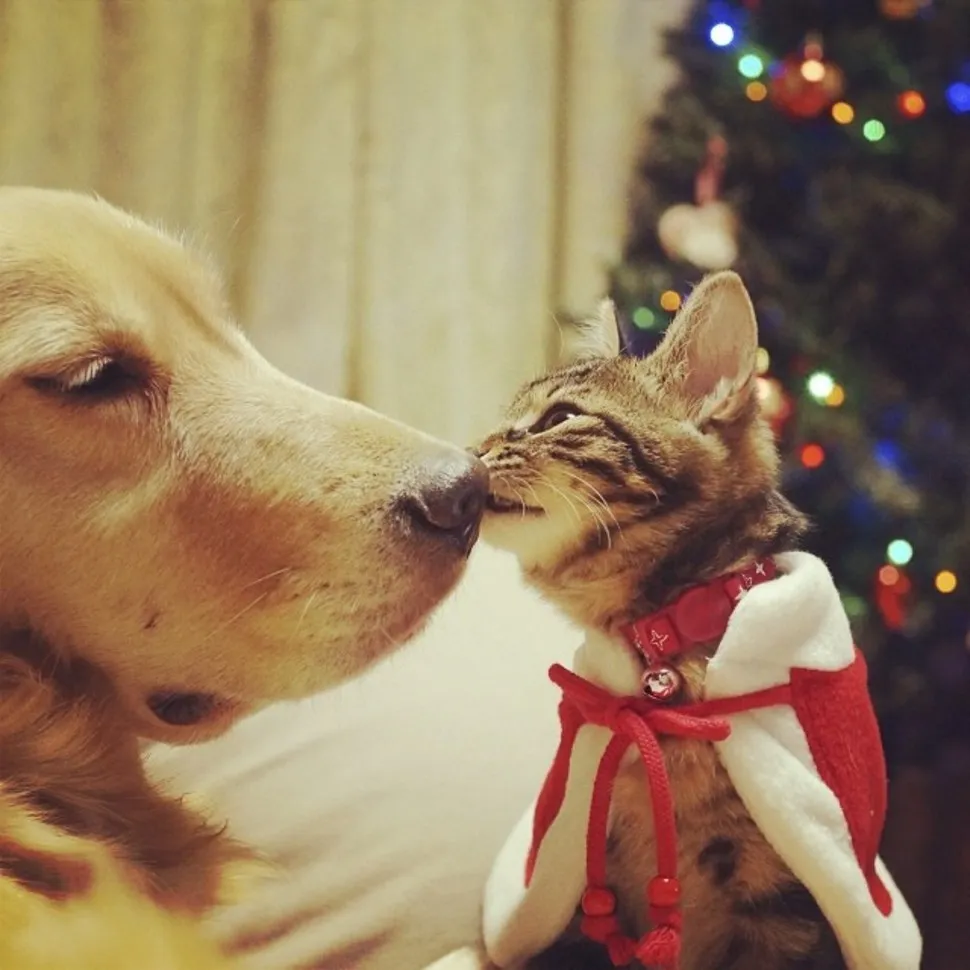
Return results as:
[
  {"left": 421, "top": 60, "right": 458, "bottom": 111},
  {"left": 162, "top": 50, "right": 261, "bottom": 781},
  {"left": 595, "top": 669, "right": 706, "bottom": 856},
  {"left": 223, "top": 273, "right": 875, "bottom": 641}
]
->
[
  {"left": 649, "top": 271, "right": 758, "bottom": 425},
  {"left": 0, "top": 836, "right": 94, "bottom": 902},
  {"left": 569, "top": 299, "right": 621, "bottom": 362}
]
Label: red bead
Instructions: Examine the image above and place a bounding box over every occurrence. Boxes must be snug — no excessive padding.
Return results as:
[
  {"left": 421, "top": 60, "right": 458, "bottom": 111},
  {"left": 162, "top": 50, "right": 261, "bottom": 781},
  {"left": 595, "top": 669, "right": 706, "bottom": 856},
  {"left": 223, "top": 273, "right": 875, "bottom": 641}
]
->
[
  {"left": 581, "top": 886, "right": 617, "bottom": 917},
  {"left": 647, "top": 876, "right": 682, "bottom": 909}
]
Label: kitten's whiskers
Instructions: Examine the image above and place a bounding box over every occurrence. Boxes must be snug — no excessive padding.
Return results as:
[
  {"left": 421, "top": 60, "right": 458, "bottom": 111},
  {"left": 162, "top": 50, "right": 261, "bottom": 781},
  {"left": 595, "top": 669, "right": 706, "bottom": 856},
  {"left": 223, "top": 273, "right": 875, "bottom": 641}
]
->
[
  {"left": 493, "top": 473, "right": 535, "bottom": 518},
  {"left": 540, "top": 478, "right": 585, "bottom": 528},
  {"left": 541, "top": 476, "right": 613, "bottom": 548},
  {"left": 559, "top": 469, "right": 623, "bottom": 536}
]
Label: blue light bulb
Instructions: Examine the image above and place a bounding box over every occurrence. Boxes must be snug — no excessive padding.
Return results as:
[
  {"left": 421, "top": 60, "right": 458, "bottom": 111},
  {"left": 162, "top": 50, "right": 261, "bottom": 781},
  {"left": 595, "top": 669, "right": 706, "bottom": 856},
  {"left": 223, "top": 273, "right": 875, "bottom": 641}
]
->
[{"left": 946, "top": 82, "right": 970, "bottom": 114}]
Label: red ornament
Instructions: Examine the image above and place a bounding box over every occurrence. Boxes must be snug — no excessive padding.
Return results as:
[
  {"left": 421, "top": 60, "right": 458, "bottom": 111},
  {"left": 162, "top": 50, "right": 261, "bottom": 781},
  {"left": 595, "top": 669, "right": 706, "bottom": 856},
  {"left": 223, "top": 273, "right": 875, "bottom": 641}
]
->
[
  {"left": 879, "top": 0, "right": 928, "bottom": 19},
  {"left": 770, "top": 37, "right": 844, "bottom": 119},
  {"left": 897, "top": 90, "right": 926, "bottom": 119},
  {"left": 874, "top": 567, "right": 910, "bottom": 630}
]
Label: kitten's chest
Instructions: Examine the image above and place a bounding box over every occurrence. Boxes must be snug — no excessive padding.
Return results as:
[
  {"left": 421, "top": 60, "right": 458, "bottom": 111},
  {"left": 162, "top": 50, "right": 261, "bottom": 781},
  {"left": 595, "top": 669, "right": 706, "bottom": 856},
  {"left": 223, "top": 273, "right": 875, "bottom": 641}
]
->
[{"left": 604, "top": 741, "right": 788, "bottom": 970}]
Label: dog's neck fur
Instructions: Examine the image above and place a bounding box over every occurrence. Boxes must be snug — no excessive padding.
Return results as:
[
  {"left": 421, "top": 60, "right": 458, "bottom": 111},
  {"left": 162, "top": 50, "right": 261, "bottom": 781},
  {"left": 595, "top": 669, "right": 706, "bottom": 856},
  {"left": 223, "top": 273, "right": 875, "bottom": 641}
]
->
[{"left": 0, "top": 628, "right": 244, "bottom": 912}]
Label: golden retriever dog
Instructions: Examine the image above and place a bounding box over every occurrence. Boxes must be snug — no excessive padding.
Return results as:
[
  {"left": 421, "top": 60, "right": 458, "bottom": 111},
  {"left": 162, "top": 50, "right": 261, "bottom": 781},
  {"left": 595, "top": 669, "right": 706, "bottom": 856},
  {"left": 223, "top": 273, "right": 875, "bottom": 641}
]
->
[{"left": 0, "top": 186, "right": 488, "bottom": 969}]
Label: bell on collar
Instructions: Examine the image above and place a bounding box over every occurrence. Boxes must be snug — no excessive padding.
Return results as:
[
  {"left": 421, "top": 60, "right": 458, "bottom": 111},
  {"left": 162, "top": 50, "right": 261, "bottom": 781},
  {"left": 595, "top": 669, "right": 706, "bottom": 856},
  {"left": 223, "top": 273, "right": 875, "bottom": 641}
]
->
[{"left": 640, "top": 664, "right": 682, "bottom": 702}]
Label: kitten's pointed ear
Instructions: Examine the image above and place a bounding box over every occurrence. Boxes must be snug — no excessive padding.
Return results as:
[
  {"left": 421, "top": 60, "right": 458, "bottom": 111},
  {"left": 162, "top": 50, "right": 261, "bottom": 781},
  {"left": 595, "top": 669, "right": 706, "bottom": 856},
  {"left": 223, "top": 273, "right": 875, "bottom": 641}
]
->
[
  {"left": 653, "top": 271, "right": 758, "bottom": 424},
  {"left": 570, "top": 299, "right": 621, "bottom": 361}
]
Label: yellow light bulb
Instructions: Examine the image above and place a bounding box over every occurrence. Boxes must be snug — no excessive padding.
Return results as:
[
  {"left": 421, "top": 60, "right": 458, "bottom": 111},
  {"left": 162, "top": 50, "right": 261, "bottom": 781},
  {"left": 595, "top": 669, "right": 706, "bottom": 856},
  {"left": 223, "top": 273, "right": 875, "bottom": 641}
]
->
[
  {"left": 746, "top": 81, "right": 768, "bottom": 102},
  {"left": 825, "top": 384, "right": 845, "bottom": 407},
  {"left": 660, "top": 290, "right": 682, "bottom": 312},
  {"left": 800, "top": 59, "right": 826, "bottom": 83},
  {"left": 935, "top": 570, "right": 958, "bottom": 594},
  {"left": 831, "top": 101, "right": 855, "bottom": 124}
]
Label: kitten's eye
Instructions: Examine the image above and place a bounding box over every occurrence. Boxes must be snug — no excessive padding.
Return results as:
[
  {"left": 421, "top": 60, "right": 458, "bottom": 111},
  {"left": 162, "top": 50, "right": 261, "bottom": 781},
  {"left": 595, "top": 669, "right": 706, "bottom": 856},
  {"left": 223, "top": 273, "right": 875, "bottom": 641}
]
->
[
  {"left": 533, "top": 404, "right": 581, "bottom": 433},
  {"left": 29, "top": 357, "right": 142, "bottom": 401}
]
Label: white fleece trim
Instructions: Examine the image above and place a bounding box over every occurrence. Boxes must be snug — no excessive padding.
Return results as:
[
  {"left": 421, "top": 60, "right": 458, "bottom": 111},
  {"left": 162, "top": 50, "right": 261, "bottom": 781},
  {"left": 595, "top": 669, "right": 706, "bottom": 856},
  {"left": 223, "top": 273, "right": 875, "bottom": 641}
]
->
[
  {"left": 709, "top": 553, "right": 921, "bottom": 970},
  {"left": 482, "top": 553, "right": 922, "bottom": 970}
]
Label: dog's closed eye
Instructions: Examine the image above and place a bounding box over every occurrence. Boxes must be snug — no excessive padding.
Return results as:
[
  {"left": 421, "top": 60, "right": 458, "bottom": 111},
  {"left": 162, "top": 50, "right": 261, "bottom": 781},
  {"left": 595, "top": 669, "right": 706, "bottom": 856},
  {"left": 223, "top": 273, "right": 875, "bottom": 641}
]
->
[{"left": 27, "top": 355, "right": 147, "bottom": 401}]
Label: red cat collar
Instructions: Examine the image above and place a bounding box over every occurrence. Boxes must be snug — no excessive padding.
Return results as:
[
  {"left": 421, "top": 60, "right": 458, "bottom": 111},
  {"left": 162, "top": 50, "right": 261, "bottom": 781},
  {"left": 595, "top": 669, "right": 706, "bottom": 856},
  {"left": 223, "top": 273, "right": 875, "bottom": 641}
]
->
[
  {"left": 527, "top": 559, "right": 786, "bottom": 969},
  {"left": 621, "top": 559, "right": 778, "bottom": 666}
]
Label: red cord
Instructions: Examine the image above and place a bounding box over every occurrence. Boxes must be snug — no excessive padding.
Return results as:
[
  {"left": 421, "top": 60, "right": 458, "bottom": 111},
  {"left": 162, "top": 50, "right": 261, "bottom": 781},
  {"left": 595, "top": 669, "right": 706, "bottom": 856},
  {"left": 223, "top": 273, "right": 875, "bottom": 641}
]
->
[{"left": 529, "top": 665, "right": 792, "bottom": 969}]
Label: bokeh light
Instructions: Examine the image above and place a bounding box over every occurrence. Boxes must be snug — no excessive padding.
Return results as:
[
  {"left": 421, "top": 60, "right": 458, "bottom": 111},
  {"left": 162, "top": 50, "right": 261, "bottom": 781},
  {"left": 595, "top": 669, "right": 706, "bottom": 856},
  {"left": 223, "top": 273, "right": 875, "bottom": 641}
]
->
[
  {"left": 659, "top": 290, "right": 682, "bottom": 312},
  {"left": 807, "top": 370, "right": 835, "bottom": 401},
  {"left": 710, "top": 23, "right": 735, "bottom": 47},
  {"left": 738, "top": 54, "right": 764, "bottom": 79},
  {"left": 800, "top": 59, "right": 826, "bottom": 83},
  {"left": 632, "top": 306, "right": 657, "bottom": 330},
  {"left": 898, "top": 90, "right": 926, "bottom": 118},
  {"left": 831, "top": 101, "right": 855, "bottom": 124},
  {"left": 825, "top": 383, "right": 846, "bottom": 407},
  {"left": 800, "top": 443, "right": 825, "bottom": 469},
  {"left": 879, "top": 565, "right": 900, "bottom": 587},
  {"left": 945, "top": 81, "right": 970, "bottom": 114},
  {"left": 887, "top": 539, "right": 914, "bottom": 566},
  {"left": 935, "top": 570, "right": 958, "bottom": 594}
]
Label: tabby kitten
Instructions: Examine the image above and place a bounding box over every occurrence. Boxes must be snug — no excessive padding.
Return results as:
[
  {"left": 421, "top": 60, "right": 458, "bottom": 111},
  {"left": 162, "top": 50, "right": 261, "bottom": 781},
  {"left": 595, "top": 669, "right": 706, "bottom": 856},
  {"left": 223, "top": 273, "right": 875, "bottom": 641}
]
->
[{"left": 476, "top": 272, "right": 844, "bottom": 970}]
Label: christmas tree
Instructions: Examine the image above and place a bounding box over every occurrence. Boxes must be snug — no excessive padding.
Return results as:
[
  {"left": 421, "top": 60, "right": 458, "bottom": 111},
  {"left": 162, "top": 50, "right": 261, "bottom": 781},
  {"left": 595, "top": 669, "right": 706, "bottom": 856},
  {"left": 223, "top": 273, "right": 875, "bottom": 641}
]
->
[
  {"left": 611, "top": 2, "right": 969, "bottom": 956},
  {"left": 613, "top": 0, "right": 969, "bottom": 757}
]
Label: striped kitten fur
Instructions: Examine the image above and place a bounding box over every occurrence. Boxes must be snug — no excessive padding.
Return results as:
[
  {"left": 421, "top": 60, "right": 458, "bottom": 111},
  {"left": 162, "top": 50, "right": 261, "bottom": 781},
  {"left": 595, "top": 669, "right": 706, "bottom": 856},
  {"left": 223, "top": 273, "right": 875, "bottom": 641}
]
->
[{"left": 476, "top": 272, "right": 845, "bottom": 970}]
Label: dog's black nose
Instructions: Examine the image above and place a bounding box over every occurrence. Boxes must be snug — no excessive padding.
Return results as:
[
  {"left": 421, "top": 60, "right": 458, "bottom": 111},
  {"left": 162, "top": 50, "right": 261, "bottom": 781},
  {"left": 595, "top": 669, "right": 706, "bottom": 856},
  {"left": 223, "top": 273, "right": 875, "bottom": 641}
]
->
[{"left": 406, "top": 452, "right": 489, "bottom": 549}]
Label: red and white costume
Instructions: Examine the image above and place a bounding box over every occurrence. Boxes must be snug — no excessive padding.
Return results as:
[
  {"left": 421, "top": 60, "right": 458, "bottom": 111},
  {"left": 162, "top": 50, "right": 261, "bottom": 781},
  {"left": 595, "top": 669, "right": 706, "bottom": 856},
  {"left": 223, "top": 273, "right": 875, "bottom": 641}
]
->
[{"left": 482, "top": 552, "right": 921, "bottom": 970}]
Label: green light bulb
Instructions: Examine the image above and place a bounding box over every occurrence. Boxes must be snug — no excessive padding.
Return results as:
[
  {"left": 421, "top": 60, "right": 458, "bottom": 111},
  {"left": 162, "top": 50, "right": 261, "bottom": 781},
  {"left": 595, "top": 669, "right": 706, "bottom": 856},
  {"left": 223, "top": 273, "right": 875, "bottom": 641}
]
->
[
  {"left": 738, "top": 54, "right": 764, "bottom": 79},
  {"left": 886, "top": 539, "right": 913, "bottom": 566}
]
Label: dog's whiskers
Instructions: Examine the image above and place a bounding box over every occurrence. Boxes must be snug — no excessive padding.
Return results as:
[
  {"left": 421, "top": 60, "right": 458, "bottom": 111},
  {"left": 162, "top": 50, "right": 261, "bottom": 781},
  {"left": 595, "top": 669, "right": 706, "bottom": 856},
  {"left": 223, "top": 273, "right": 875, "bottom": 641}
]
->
[
  {"left": 198, "top": 591, "right": 272, "bottom": 646},
  {"left": 238, "top": 567, "right": 292, "bottom": 593},
  {"left": 286, "top": 589, "right": 318, "bottom": 648}
]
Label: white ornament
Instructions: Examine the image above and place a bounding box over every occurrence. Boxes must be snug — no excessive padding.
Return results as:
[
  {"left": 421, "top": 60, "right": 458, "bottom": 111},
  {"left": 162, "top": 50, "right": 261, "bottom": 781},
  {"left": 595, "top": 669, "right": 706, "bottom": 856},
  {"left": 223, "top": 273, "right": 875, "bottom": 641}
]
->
[{"left": 657, "top": 200, "right": 738, "bottom": 270}]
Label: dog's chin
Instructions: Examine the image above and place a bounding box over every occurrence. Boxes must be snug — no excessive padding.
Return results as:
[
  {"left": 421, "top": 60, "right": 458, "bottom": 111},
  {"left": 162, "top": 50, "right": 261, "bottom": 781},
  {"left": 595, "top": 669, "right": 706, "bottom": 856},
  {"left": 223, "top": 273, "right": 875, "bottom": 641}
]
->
[{"left": 133, "top": 597, "right": 456, "bottom": 744}]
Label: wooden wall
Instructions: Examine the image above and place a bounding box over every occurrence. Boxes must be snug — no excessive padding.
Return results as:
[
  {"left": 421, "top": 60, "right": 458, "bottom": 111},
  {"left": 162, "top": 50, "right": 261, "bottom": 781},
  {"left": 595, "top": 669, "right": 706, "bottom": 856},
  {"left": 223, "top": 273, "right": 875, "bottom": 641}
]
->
[{"left": 0, "top": 0, "right": 685, "bottom": 444}]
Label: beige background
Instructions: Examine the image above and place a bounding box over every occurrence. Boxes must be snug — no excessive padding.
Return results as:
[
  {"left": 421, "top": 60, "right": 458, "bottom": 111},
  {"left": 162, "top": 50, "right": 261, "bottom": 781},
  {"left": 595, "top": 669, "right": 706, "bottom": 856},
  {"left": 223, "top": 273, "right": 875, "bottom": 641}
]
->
[{"left": 0, "top": 0, "right": 686, "bottom": 443}]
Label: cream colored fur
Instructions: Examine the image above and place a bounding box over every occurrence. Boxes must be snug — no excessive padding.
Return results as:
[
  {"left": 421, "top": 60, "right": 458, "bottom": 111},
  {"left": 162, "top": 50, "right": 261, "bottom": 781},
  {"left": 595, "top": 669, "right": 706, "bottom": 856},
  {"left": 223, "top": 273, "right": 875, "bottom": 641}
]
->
[{"left": 0, "top": 186, "right": 485, "bottom": 969}]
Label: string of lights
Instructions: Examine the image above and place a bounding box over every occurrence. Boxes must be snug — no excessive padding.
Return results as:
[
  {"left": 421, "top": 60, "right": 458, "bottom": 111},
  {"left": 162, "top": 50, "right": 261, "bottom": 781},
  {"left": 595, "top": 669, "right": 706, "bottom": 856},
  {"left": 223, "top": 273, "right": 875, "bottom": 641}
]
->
[{"left": 608, "top": 0, "right": 970, "bottom": 653}]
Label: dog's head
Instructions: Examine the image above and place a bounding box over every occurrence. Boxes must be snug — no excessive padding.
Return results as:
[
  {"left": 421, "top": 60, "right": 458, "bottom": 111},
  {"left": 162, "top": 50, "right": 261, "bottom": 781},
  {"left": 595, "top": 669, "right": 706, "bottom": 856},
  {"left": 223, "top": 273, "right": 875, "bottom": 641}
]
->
[{"left": 0, "top": 187, "right": 487, "bottom": 741}]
